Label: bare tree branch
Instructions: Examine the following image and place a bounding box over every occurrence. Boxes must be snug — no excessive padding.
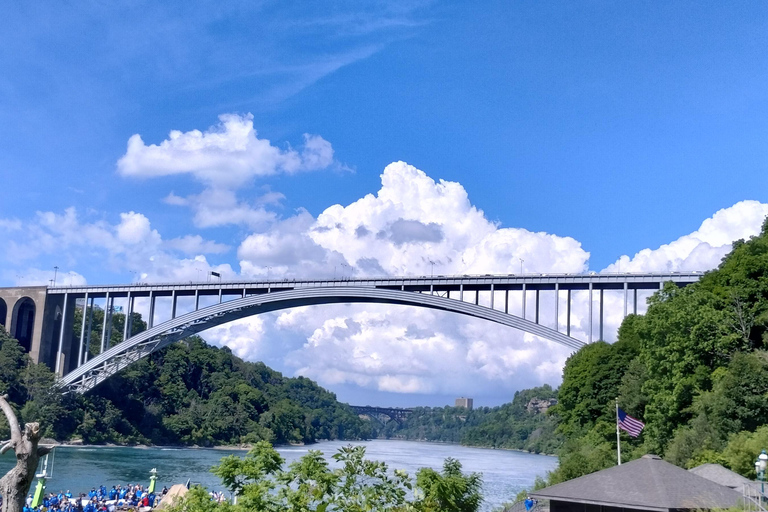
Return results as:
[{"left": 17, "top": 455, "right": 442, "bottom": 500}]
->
[{"left": 0, "top": 395, "right": 21, "bottom": 447}]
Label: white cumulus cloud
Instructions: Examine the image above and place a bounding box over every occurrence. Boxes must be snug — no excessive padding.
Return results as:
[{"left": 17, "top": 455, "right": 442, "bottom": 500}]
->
[
  {"left": 604, "top": 200, "right": 768, "bottom": 273},
  {"left": 118, "top": 113, "right": 334, "bottom": 186}
]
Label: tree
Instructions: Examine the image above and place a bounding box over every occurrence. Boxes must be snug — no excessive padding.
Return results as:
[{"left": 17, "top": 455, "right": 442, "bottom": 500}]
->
[
  {"left": 0, "top": 395, "right": 52, "bottom": 512},
  {"left": 415, "top": 458, "right": 482, "bottom": 512},
  {"left": 176, "top": 443, "right": 485, "bottom": 512}
]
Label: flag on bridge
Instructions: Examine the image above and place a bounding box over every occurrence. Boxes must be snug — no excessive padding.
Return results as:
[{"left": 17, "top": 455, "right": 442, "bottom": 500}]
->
[
  {"left": 210, "top": 271, "right": 221, "bottom": 278},
  {"left": 617, "top": 407, "right": 644, "bottom": 437}
]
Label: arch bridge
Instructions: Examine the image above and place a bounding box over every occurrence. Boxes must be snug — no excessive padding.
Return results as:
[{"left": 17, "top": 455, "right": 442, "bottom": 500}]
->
[{"left": 0, "top": 272, "right": 702, "bottom": 393}]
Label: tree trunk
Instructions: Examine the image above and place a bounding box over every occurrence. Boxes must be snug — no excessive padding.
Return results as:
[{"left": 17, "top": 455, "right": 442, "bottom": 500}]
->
[{"left": 0, "top": 395, "right": 50, "bottom": 512}]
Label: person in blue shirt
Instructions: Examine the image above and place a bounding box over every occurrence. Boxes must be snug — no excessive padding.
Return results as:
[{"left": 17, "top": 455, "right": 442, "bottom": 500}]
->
[
  {"left": 88, "top": 489, "right": 96, "bottom": 499},
  {"left": 117, "top": 488, "right": 126, "bottom": 500},
  {"left": 107, "top": 488, "right": 116, "bottom": 501},
  {"left": 65, "top": 491, "right": 72, "bottom": 499},
  {"left": 524, "top": 496, "right": 534, "bottom": 511}
]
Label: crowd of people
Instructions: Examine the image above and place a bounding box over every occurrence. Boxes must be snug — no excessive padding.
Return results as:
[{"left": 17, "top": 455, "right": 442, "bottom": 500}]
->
[{"left": 21, "top": 484, "right": 170, "bottom": 512}]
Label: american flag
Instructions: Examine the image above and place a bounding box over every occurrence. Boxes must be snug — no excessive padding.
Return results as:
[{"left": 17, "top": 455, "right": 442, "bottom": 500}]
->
[{"left": 617, "top": 408, "right": 644, "bottom": 437}]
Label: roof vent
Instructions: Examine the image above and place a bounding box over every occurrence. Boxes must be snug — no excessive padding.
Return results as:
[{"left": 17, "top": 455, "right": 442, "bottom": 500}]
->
[{"left": 642, "top": 454, "right": 662, "bottom": 460}]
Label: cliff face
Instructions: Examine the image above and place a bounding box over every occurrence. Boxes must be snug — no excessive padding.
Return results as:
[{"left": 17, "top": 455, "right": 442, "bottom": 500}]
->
[{"left": 526, "top": 397, "right": 557, "bottom": 414}]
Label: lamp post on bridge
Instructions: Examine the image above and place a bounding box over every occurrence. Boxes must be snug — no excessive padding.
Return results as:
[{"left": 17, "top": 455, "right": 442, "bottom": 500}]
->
[{"left": 519, "top": 258, "right": 524, "bottom": 275}]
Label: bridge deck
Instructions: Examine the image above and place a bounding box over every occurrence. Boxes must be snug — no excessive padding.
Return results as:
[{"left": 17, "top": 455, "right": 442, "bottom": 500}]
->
[{"left": 40, "top": 272, "right": 702, "bottom": 298}]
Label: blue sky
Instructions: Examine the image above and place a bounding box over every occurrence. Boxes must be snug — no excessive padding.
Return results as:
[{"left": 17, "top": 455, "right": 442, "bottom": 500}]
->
[{"left": 1, "top": 1, "right": 768, "bottom": 406}]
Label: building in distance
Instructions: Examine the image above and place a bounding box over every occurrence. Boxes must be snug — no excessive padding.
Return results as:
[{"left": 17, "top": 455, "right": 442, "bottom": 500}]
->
[{"left": 455, "top": 397, "right": 473, "bottom": 409}]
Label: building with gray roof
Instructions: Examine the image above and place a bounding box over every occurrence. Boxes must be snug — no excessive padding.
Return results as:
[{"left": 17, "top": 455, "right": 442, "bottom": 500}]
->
[
  {"left": 531, "top": 454, "right": 742, "bottom": 512},
  {"left": 688, "top": 463, "right": 754, "bottom": 490}
]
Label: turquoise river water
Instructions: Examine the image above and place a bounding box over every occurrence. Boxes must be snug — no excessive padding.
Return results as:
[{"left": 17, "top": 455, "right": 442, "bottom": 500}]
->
[{"left": 0, "top": 440, "right": 557, "bottom": 511}]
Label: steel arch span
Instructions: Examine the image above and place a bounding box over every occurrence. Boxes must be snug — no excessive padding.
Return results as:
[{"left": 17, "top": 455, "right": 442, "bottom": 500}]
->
[{"left": 58, "top": 286, "right": 586, "bottom": 393}]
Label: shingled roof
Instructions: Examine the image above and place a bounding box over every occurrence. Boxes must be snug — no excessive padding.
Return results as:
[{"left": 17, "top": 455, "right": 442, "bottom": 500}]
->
[
  {"left": 689, "top": 463, "right": 754, "bottom": 490},
  {"left": 531, "top": 455, "right": 742, "bottom": 511}
]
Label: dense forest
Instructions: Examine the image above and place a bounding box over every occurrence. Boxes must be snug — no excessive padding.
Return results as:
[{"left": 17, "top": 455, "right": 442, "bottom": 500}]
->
[
  {"left": 542, "top": 216, "right": 768, "bottom": 484},
  {"left": 377, "top": 385, "right": 562, "bottom": 454},
  {"left": 0, "top": 330, "right": 371, "bottom": 446}
]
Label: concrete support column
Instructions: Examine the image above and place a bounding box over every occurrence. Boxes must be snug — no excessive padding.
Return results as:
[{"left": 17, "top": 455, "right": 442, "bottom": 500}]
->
[
  {"left": 171, "top": 290, "right": 177, "bottom": 320},
  {"left": 599, "top": 288, "right": 604, "bottom": 341},
  {"left": 219, "top": 287, "right": 223, "bottom": 303},
  {"left": 125, "top": 295, "right": 134, "bottom": 338},
  {"left": 504, "top": 289, "right": 509, "bottom": 314},
  {"left": 194, "top": 289, "right": 200, "bottom": 311},
  {"left": 623, "top": 282, "right": 628, "bottom": 318},
  {"left": 148, "top": 291, "right": 155, "bottom": 328},
  {"left": 634, "top": 288, "right": 638, "bottom": 315},
  {"left": 522, "top": 283, "right": 527, "bottom": 319},
  {"left": 459, "top": 284, "right": 464, "bottom": 302},
  {"left": 566, "top": 289, "right": 571, "bottom": 337},
  {"left": 123, "top": 292, "right": 132, "bottom": 342},
  {"left": 490, "top": 283, "right": 495, "bottom": 310},
  {"left": 535, "top": 289, "right": 540, "bottom": 324},
  {"left": 84, "top": 297, "right": 94, "bottom": 363},
  {"left": 55, "top": 293, "right": 68, "bottom": 376},
  {"left": 474, "top": 289, "right": 479, "bottom": 305},
  {"left": 100, "top": 292, "right": 110, "bottom": 354},
  {"left": 104, "top": 295, "right": 114, "bottom": 351},
  {"left": 430, "top": 284, "right": 434, "bottom": 296},
  {"left": 554, "top": 283, "right": 559, "bottom": 332},
  {"left": 588, "top": 283, "right": 593, "bottom": 343},
  {"left": 78, "top": 292, "right": 88, "bottom": 367}
]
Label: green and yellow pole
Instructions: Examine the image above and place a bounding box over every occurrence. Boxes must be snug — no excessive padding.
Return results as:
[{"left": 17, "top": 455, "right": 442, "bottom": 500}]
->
[
  {"left": 31, "top": 477, "right": 46, "bottom": 508},
  {"left": 148, "top": 468, "right": 158, "bottom": 494}
]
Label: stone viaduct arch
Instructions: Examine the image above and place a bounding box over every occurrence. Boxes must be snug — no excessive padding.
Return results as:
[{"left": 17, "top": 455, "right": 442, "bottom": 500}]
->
[
  {"left": 10, "top": 297, "right": 36, "bottom": 352},
  {"left": 59, "top": 286, "right": 586, "bottom": 393},
  {"left": 0, "top": 287, "right": 49, "bottom": 359}
]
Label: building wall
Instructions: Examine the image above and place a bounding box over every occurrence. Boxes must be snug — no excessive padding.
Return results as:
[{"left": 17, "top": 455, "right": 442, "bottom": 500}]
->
[
  {"left": 0, "top": 286, "right": 48, "bottom": 363},
  {"left": 455, "top": 397, "right": 474, "bottom": 409}
]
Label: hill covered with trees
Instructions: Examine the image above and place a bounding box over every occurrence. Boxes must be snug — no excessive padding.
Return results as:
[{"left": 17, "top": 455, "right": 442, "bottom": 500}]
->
[
  {"left": 544, "top": 216, "right": 768, "bottom": 483},
  {"left": 377, "top": 385, "right": 562, "bottom": 454},
  {"left": 0, "top": 331, "right": 371, "bottom": 446}
]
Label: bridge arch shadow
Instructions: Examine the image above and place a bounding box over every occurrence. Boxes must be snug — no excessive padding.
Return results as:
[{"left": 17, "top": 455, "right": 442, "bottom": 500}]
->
[
  {"left": 59, "top": 287, "right": 585, "bottom": 393},
  {"left": 11, "top": 297, "right": 36, "bottom": 352}
]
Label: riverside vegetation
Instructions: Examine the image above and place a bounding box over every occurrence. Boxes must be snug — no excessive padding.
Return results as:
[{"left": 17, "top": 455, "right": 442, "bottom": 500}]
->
[
  {"left": 4, "top": 216, "right": 768, "bottom": 495},
  {"left": 0, "top": 330, "right": 371, "bottom": 446}
]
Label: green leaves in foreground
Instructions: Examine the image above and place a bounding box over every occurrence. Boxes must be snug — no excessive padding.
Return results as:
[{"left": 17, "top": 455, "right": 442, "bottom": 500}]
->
[{"left": 173, "top": 441, "right": 483, "bottom": 512}]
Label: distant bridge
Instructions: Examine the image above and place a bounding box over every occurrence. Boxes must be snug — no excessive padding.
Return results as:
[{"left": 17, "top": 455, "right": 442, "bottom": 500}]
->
[
  {"left": 350, "top": 405, "right": 413, "bottom": 424},
  {"left": 0, "top": 272, "right": 702, "bottom": 393}
]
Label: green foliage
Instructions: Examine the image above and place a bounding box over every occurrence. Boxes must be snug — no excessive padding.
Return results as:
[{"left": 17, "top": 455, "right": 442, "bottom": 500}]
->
[
  {"left": 545, "top": 215, "right": 768, "bottom": 483},
  {"left": 174, "top": 444, "right": 482, "bottom": 512},
  {"left": 0, "top": 324, "right": 370, "bottom": 446},
  {"left": 416, "top": 458, "right": 482, "bottom": 512},
  {"left": 0, "top": 326, "right": 69, "bottom": 439},
  {"left": 720, "top": 426, "right": 768, "bottom": 478},
  {"left": 381, "top": 385, "right": 562, "bottom": 454}
]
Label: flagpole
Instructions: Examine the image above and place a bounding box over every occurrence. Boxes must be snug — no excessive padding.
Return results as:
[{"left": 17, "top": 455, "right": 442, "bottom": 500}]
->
[{"left": 616, "top": 398, "right": 621, "bottom": 465}]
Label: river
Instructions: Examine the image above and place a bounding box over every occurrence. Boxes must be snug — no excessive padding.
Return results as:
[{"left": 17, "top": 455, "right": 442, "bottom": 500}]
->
[{"left": 0, "top": 440, "right": 557, "bottom": 511}]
